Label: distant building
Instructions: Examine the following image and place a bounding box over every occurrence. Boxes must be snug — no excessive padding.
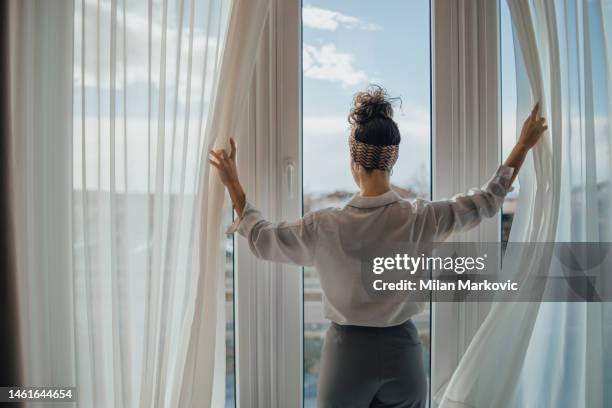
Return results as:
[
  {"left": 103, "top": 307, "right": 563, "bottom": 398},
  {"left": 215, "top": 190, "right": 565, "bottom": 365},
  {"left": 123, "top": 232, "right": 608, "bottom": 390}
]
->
[{"left": 304, "top": 184, "right": 419, "bottom": 213}]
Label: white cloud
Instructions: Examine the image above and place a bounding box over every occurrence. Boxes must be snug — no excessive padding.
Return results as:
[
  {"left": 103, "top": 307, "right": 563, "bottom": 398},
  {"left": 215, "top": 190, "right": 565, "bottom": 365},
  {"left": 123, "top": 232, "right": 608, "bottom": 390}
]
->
[
  {"left": 302, "top": 6, "right": 382, "bottom": 32},
  {"left": 303, "top": 43, "right": 369, "bottom": 87}
]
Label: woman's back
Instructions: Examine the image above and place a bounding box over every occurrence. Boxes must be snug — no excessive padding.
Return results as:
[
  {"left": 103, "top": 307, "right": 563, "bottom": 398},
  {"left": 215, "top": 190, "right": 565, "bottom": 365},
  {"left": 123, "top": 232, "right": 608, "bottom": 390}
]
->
[{"left": 228, "top": 165, "right": 512, "bottom": 327}]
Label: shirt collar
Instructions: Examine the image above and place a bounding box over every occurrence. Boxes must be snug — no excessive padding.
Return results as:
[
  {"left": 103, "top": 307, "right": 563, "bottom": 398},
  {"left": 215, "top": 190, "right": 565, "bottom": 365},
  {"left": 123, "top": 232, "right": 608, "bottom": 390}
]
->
[{"left": 346, "top": 190, "right": 401, "bottom": 209}]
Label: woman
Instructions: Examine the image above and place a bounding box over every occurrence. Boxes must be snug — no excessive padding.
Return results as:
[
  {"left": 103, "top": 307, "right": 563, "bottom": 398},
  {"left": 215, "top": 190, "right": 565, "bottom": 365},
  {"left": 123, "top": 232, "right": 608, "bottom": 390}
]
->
[{"left": 210, "top": 86, "right": 547, "bottom": 408}]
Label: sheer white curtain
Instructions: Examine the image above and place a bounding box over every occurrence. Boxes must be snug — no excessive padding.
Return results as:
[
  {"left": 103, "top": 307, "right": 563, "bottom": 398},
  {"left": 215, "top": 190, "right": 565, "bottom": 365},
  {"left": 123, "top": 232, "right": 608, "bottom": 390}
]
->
[
  {"left": 71, "top": 1, "right": 235, "bottom": 406},
  {"left": 171, "top": 0, "right": 270, "bottom": 406},
  {"left": 437, "top": 0, "right": 612, "bottom": 407},
  {"left": 11, "top": 0, "right": 269, "bottom": 406},
  {"left": 512, "top": 1, "right": 612, "bottom": 406}
]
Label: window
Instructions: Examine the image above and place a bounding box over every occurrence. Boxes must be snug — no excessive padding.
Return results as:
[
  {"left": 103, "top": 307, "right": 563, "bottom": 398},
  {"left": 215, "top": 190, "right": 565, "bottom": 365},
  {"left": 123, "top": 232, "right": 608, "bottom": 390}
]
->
[{"left": 302, "top": 1, "right": 431, "bottom": 405}]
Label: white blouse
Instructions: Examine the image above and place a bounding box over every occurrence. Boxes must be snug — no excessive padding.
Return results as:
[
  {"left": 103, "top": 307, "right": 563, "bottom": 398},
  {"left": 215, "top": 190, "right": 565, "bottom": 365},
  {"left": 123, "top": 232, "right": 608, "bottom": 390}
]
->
[{"left": 228, "top": 165, "right": 514, "bottom": 327}]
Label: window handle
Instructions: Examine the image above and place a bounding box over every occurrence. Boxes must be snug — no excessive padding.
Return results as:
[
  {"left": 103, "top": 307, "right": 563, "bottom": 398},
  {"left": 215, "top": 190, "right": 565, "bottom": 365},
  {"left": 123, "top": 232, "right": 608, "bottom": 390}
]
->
[{"left": 284, "top": 158, "right": 295, "bottom": 199}]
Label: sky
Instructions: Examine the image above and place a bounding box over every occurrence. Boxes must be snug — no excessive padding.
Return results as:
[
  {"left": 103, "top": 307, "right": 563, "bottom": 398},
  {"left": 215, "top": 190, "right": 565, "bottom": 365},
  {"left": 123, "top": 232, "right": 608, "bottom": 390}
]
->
[
  {"left": 302, "top": 0, "right": 520, "bottom": 195},
  {"left": 302, "top": 0, "right": 432, "bottom": 195}
]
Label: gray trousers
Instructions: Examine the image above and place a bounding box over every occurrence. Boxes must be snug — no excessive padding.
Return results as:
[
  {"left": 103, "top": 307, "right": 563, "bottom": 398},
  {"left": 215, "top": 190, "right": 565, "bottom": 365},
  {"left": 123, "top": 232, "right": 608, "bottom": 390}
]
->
[{"left": 317, "top": 320, "right": 428, "bottom": 408}]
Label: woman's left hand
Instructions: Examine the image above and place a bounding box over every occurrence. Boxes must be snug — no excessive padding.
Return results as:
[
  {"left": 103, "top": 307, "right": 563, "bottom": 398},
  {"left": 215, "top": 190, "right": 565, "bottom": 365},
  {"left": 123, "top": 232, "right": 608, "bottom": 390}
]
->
[
  {"left": 209, "top": 138, "right": 247, "bottom": 216},
  {"left": 209, "top": 137, "right": 240, "bottom": 188}
]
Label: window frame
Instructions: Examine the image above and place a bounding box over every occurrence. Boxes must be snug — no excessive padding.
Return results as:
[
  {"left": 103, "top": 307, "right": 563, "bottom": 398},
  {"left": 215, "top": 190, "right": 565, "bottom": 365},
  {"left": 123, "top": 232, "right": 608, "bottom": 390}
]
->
[
  {"left": 233, "top": 0, "right": 302, "bottom": 407},
  {"left": 430, "top": 0, "right": 501, "bottom": 402},
  {"left": 234, "top": 0, "right": 503, "bottom": 406}
]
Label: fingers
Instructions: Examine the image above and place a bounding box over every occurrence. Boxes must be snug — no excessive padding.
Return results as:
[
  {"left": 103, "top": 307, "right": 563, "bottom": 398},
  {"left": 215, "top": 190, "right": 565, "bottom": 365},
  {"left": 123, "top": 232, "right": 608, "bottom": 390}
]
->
[
  {"left": 527, "top": 103, "right": 547, "bottom": 135},
  {"left": 208, "top": 150, "right": 223, "bottom": 168},
  {"left": 209, "top": 148, "right": 232, "bottom": 169},
  {"left": 534, "top": 117, "right": 545, "bottom": 128},
  {"left": 209, "top": 139, "right": 237, "bottom": 177},
  {"left": 531, "top": 102, "right": 540, "bottom": 119},
  {"left": 210, "top": 141, "right": 236, "bottom": 162},
  {"left": 210, "top": 149, "right": 229, "bottom": 161},
  {"left": 209, "top": 149, "right": 223, "bottom": 162},
  {"left": 535, "top": 117, "right": 548, "bottom": 137},
  {"left": 230, "top": 138, "right": 237, "bottom": 160}
]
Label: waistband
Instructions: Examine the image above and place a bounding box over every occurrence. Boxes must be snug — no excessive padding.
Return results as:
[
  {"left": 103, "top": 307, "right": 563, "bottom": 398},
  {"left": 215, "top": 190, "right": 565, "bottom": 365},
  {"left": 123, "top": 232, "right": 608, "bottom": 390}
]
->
[{"left": 330, "top": 319, "right": 417, "bottom": 335}]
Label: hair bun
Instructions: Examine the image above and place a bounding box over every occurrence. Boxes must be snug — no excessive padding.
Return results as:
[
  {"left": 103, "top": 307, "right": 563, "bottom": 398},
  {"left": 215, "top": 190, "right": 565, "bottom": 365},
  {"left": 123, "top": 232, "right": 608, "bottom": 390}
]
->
[{"left": 348, "top": 85, "right": 398, "bottom": 125}]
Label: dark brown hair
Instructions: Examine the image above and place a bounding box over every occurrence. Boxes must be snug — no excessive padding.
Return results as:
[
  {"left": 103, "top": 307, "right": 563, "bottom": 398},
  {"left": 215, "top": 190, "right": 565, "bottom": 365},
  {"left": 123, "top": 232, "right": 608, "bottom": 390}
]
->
[{"left": 348, "top": 85, "right": 401, "bottom": 146}]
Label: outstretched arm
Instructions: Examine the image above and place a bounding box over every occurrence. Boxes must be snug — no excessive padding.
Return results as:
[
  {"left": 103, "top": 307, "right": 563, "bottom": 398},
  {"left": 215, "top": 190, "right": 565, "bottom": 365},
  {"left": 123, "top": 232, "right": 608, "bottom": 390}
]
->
[
  {"left": 427, "top": 102, "right": 547, "bottom": 241},
  {"left": 210, "top": 138, "right": 316, "bottom": 266}
]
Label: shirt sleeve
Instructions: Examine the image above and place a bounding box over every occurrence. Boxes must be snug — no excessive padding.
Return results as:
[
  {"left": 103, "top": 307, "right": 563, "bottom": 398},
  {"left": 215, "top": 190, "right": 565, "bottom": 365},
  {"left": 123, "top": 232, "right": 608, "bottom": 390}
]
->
[
  {"left": 226, "top": 202, "right": 317, "bottom": 266},
  {"left": 428, "top": 165, "right": 514, "bottom": 241}
]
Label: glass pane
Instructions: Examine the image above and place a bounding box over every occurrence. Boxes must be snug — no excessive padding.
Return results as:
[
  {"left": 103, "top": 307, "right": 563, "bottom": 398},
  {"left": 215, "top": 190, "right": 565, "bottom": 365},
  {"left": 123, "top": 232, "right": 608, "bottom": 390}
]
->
[{"left": 302, "top": 1, "right": 431, "bottom": 405}]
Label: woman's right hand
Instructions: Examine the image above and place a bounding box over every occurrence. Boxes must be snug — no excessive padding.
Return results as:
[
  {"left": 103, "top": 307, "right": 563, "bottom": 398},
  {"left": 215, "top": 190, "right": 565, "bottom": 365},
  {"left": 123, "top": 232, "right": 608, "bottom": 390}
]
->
[
  {"left": 517, "top": 102, "right": 548, "bottom": 150},
  {"left": 503, "top": 102, "right": 549, "bottom": 185}
]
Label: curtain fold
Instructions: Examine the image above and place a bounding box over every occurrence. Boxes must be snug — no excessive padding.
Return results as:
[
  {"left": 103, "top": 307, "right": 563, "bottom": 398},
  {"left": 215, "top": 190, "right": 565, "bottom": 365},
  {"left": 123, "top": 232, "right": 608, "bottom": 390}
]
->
[
  {"left": 10, "top": 0, "right": 269, "bottom": 406},
  {"left": 172, "top": 0, "right": 271, "bottom": 405},
  {"left": 437, "top": 0, "right": 612, "bottom": 407}
]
